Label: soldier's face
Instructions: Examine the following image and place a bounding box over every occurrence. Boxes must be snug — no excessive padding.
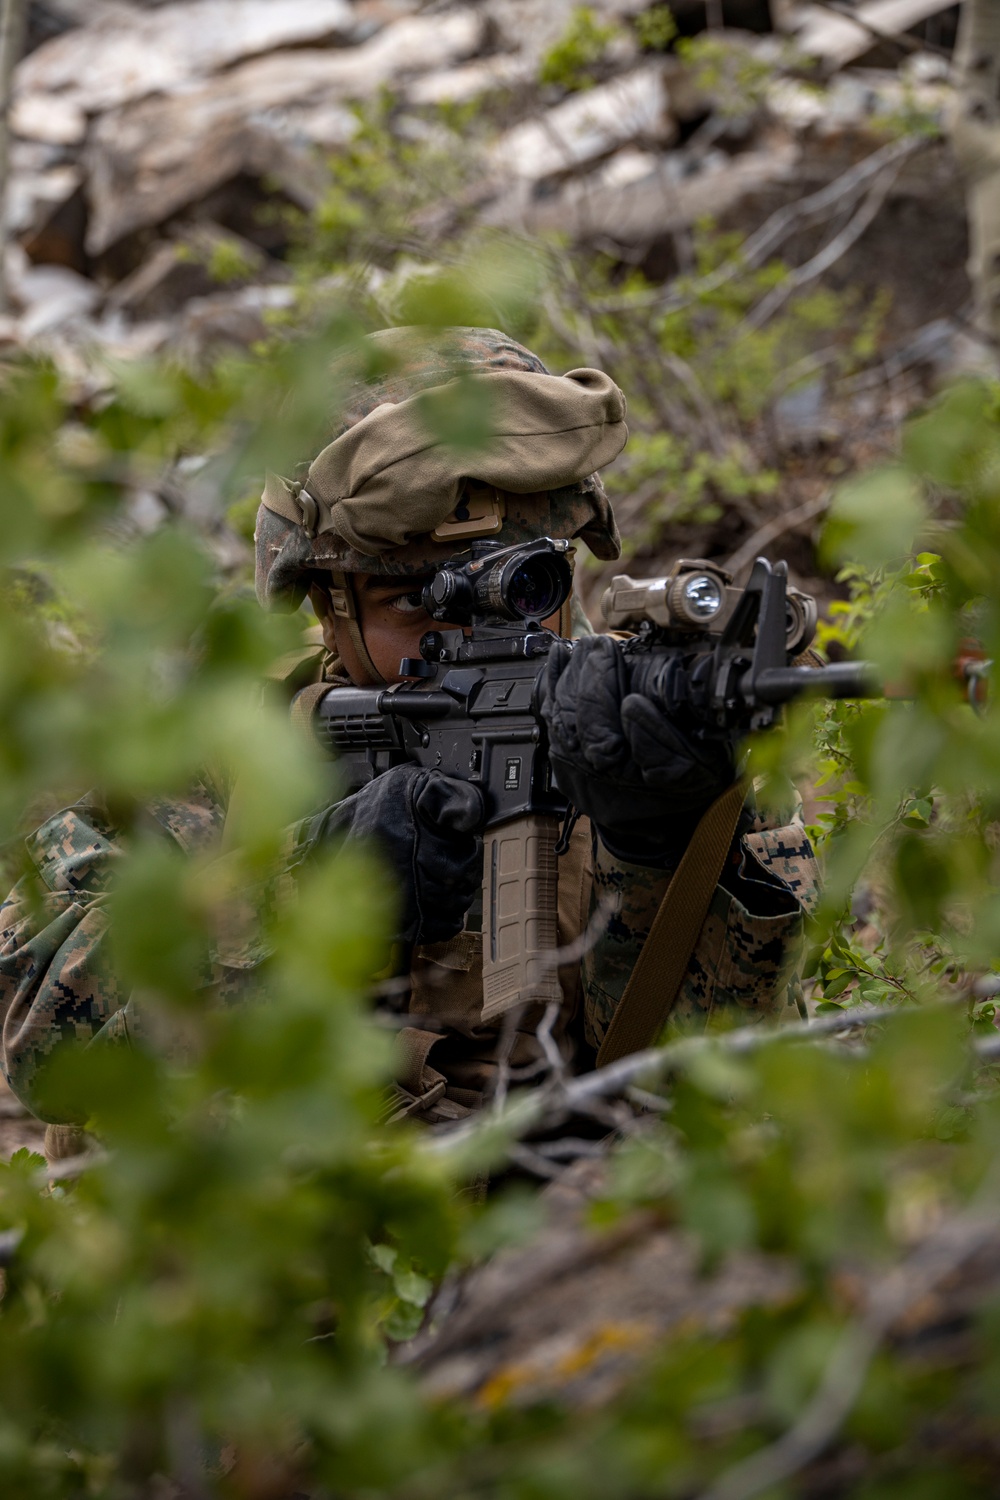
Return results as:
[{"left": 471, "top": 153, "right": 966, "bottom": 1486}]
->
[
  {"left": 339, "top": 575, "right": 444, "bottom": 685},
  {"left": 324, "top": 574, "right": 561, "bottom": 685}
]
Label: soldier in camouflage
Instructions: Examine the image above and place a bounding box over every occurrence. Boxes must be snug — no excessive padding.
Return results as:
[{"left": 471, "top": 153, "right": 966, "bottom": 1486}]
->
[{"left": 0, "top": 327, "right": 819, "bottom": 1135}]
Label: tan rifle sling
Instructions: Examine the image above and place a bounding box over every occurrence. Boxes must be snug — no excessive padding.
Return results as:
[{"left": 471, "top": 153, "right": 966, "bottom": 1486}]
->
[{"left": 595, "top": 778, "right": 747, "bottom": 1067}]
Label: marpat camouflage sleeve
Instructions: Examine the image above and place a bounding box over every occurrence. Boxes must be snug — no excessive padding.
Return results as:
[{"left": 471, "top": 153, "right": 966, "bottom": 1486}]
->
[
  {"left": 581, "top": 794, "right": 820, "bottom": 1051},
  {"left": 0, "top": 789, "right": 223, "bottom": 1120}
]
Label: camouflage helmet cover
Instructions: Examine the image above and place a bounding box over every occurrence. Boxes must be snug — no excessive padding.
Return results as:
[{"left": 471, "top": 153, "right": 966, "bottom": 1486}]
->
[{"left": 255, "top": 326, "right": 623, "bottom": 610}]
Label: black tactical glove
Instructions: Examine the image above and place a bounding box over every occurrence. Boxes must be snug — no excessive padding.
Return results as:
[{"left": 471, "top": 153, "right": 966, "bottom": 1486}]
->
[
  {"left": 536, "top": 633, "right": 737, "bottom": 865},
  {"left": 300, "top": 765, "right": 486, "bottom": 945}
]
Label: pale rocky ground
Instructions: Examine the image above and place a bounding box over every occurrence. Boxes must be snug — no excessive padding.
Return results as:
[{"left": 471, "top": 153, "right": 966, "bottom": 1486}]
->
[
  {"left": 0, "top": 0, "right": 968, "bottom": 605},
  {"left": 0, "top": 1073, "right": 47, "bottom": 1161},
  {"left": 7, "top": 1, "right": 965, "bottom": 375}
]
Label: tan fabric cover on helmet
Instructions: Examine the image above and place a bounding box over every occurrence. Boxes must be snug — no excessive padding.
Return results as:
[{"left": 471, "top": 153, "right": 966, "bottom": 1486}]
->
[
  {"left": 262, "top": 366, "right": 626, "bottom": 555},
  {"left": 255, "top": 326, "right": 626, "bottom": 609}
]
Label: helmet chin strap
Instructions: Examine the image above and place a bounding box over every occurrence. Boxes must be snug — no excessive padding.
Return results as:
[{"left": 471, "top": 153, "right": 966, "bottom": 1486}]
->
[{"left": 323, "top": 569, "right": 387, "bottom": 687}]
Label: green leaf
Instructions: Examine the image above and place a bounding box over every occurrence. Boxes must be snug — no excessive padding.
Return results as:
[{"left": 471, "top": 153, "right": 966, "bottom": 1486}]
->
[
  {"left": 821, "top": 467, "right": 927, "bottom": 568},
  {"left": 393, "top": 1266, "right": 433, "bottom": 1308}
]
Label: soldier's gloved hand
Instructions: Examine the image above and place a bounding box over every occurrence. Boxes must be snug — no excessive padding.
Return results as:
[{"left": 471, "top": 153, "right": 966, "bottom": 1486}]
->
[
  {"left": 300, "top": 765, "right": 486, "bottom": 945},
  {"left": 536, "top": 634, "right": 737, "bottom": 865}
]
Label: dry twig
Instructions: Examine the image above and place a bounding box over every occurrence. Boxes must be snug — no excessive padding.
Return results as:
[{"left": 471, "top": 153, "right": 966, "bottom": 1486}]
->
[
  {"left": 743, "top": 149, "right": 916, "bottom": 331},
  {"left": 726, "top": 490, "right": 832, "bottom": 576},
  {"left": 430, "top": 998, "right": 968, "bottom": 1155},
  {"left": 592, "top": 137, "right": 928, "bottom": 317}
]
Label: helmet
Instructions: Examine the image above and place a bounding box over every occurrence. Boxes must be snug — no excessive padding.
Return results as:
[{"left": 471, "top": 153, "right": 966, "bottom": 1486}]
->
[{"left": 254, "top": 326, "right": 626, "bottom": 611}]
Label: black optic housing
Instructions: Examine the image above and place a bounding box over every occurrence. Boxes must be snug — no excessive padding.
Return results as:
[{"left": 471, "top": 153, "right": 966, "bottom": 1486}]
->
[{"left": 422, "top": 538, "right": 573, "bottom": 626}]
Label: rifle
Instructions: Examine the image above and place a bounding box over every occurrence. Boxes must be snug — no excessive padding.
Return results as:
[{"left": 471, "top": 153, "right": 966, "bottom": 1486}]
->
[{"left": 295, "top": 539, "right": 879, "bottom": 1023}]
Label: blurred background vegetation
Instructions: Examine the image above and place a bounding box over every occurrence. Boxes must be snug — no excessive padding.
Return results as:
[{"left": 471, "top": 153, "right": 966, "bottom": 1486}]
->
[{"left": 1, "top": 0, "right": 1000, "bottom": 1496}]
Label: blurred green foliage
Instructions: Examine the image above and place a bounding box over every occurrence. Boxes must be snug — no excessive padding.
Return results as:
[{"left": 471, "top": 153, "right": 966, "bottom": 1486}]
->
[
  {"left": 676, "top": 32, "right": 779, "bottom": 117},
  {"left": 1, "top": 325, "right": 1000, "bottom": 1495},
  {"left": 537, "top": 7, "right": 621, "bottom": 92},
  {"left": 634, "top": 5, "right": 678, "bottom": 53}
]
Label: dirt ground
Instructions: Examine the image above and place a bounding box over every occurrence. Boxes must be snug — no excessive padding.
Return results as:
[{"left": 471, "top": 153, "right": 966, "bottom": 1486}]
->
[{"left": 0, "top": 1074, "right": 47, "bottom": 1161}]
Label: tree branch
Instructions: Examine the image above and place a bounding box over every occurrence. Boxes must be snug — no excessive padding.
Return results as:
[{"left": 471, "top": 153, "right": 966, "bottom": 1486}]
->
[
  {"left": 742, "top": 149, "right": 916, "bottom": 331},
  {"left": 725, "top": 490, "right": 832, "bottom": 577},
  {"left": 0, "top": 0, "right": 28, "bottom": 315},
  {"left": 428, "top": 995, "right": 975, "bottom": 1157},
  {"left": 591, "top": 137, "right": 927, "bottom": 317}
]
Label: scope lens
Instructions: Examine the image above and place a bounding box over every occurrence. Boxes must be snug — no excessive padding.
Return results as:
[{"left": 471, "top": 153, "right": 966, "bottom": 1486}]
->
[
  {"left": 681, "top": 573, "right": 723, "bottom": 620},
  {"left": 505, "top": 556, "right": 566, "bottom": 620}
]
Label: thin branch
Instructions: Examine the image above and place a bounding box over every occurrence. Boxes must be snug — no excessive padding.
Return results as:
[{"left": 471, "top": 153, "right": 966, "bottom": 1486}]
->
[
  {"left": 725, "top": 489, "right": 832, "bottom": 577},
  {"left": 626, "top": 1083, "right": 673, "bottom": 1113},
  {"left": 530, "top": 1137, "right": 610, "bottom": 1160},
  {"left": 428, "top": 995, "right": 973, "bottom": 1154},
  {"left": 536, "top": 893, "right": 620, "bottom": 974},
  {"left": 591, "top": 136, "right": 927, "bottom": 316},
  {"left": 742, "top": 152, "right": 913, "bottom": 331},
  {"left": 507, "top": 1142, "right": 563, "bottom": 1179},
  {"left": 36, "top": 1148, "right": 109, "bottom": 1185},
  {"left": 659, "top": 348, "right": 731, "bottom": 460},
  {"left": 535, "top": 1000, "right": 565, "bottom": 1077}
]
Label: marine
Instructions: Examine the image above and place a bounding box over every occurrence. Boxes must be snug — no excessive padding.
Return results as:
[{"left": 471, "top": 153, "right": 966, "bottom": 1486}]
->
[{"left": 0, "top": 326, "right": 820, "bottom": 1134}]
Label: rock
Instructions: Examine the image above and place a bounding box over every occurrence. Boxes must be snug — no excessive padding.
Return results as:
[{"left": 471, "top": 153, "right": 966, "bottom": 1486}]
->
[
  {"left": 172, "top": 282, "right": 298, "bottom": 363},
  {"left": 16, "top": 264, "right": 100, "bottom": 339},
  {"left": 789, "top": 0, "right": 957, "bottom": 71},
  {"left": 6, "top": 150, "right": 79, "bottom": 233},
  {"left": 407, "top": 1161, "right": 800, "bottom": 1410},
  {"left": 14, "top": 0, "right": 357, "bottom": 122},
  {"left": 773, "top": 378, "right": 834, "bottom": 449},
  {"left": 488, "top": 0, "right": 649, "bottom": 68},
  {"left": 492, "top": 64, "right": 672, "bottom": 184},
  {"left": 5, "top": 142, "right": 87, "bottom": 270},
  {"left": 85, "top": 108, "right": 329, "bottom": 259},
  {"left": 83, "top": 10, "right": 484, "bottom": 254},
  {"left": 109, "top": 226, "right": 285, "bottom": 321},
  {"left": 407, "top": 54, "right": 534, "bottom": 108},
  {"left": 21, "top": 183, "right": 88, "bottom": 275},
  {"left": 10, "top": 91, "right": 86, "bottom": 146},
  {"left": 488, "top": 134, "right": 801, "bottom": 244},
  {"left": 0, "top": 1072, "right": 46, "bottom": 1162}
]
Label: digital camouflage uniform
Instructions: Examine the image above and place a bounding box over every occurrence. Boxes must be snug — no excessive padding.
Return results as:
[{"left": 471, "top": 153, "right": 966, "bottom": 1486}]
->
[
  {"left": 0, "top": 786, "right": 225, "bottom": 1117},
  {"left": 0, "top": 327, "right": 821, "bottom": 1127}
]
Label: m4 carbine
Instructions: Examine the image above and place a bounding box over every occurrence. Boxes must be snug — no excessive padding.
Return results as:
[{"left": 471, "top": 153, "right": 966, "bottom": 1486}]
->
[{"left": 295, "top": 539, "right": 878, "bottom": 1023}]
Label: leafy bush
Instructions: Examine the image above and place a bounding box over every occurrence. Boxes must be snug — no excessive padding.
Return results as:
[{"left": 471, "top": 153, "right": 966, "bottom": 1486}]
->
[
  {"left": 537, "top": 7, "right": 621, "bottom": 93},
  {"left": 1, "top": 316, "right": 1000, "bottom": 1495}
]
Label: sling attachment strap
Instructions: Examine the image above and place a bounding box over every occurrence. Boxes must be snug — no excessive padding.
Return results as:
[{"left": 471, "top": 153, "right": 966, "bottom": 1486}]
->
[
  {"left": 595, "top": 778, "right": 748, "bottom": 1068},
  {"left": 290, "top": 681, "right": 330, "bottom": 734},
  {"left": 386, "top": 1026, "right": 449, "bottom": 1121}
]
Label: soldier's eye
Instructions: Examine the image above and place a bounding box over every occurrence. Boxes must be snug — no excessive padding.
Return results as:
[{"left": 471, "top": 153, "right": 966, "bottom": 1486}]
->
[{"left": 387, "top": 591, "right": 426, "bottom": 616}]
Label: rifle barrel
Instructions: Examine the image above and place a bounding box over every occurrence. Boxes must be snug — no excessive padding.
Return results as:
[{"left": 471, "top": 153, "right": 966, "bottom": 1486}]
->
[{"left": 751, "top": 662, "right": 881, "bottom": 704}]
